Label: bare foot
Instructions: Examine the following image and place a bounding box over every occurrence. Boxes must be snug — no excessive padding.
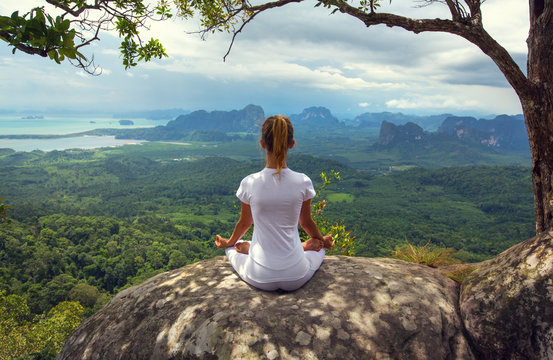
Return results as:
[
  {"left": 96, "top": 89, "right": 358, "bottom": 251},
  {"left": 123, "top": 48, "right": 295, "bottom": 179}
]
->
[
  {"left": 323, "top": 235, "right": 334, "bottom": 250},
  {"left": 303, "top": 238, "right": 323, "bottom": 251},
  {"left": 235, "top": 241, "right": 250, "bottom": 254}
]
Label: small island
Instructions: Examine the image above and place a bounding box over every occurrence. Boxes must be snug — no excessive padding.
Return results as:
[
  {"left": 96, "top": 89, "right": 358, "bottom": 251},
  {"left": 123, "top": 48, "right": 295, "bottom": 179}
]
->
[
  {"left": 119, "top": 119, "right": 134, "bottom": 126},
  {"left": 21, "top": 115, "right": 44, "bottom": 120}
]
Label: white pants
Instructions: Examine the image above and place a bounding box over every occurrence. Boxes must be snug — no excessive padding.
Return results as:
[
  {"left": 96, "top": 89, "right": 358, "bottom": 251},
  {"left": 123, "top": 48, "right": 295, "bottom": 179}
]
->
[{"left": 225, "top": 242, "right": 325, "bottom": 291}]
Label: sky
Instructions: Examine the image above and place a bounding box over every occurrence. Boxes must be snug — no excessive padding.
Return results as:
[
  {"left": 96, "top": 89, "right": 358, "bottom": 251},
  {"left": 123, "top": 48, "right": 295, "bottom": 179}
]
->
[{"left": 0, "top": 0, "right": 529, "bottom": 119}]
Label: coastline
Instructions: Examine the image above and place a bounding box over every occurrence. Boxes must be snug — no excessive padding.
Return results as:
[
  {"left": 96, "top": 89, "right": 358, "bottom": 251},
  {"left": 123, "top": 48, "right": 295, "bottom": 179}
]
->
[{"left": 0, "top": 135, "right": 148, "bottom": 152}]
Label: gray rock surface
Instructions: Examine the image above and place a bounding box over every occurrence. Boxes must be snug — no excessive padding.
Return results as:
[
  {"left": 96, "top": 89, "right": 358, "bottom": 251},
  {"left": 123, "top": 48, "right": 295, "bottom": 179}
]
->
[
  {"left": 460, "top": 231, "right": 553, "bottom": 359},
  {"left": 57, "top": 256, "right": 474, "bottom": 360}
]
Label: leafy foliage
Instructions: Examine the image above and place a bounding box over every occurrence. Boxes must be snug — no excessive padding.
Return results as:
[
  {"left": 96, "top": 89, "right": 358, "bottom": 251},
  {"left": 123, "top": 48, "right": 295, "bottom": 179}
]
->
[
  {"left": 0, "top": 291, "right": 84, "bottom": 360},
  {"left": 0, "top": 8, "right": 83, "bottom": 63},
  {"left": 0, "top": 1, "right": 170, "bottom": 73},
  {"left": 0, "top": 198, "right": 9, "bottom": 221}
]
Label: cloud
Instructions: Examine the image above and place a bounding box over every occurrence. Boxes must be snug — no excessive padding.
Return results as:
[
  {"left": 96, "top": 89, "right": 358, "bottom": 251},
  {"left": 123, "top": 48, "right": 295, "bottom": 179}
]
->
[
  {"left": 386, "top": 95, "right": 479, "bottom": 110},
  {"left": 0, "top": 0, "right": 528, "bottom": 116},
  {"left": 144, "top": 54, "right": 406, "bottom": 91},
  {"left": 98, "top": 68, "right": 112, "bottom": 75},
  {"left": 317, "top": 66, "right": 343, "bottom": 75},
  {"left": 385, "top": 83, "right": 522, "bottom": 114}
]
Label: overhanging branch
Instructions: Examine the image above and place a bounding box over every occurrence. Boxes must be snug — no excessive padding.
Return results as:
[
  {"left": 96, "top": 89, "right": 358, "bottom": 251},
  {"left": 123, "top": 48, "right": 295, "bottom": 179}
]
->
[
  {"left": 45, "top": 0, "right": 102, "bottom": 17},
  {"left": 331, "top": 0, "right": 531, "bottom": 98},
  {"left": 246, "top": 0, "right": 304, "bottom": 12}
]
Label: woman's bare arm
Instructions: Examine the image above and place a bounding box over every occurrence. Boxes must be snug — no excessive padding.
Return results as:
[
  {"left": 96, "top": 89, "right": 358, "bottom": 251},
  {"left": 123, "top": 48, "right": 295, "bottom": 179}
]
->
[
  {"left": 299, "top": 199, "right": 324, "bottom": 241},
  {"left": 299, "top": 199, "right": 334, "bottom": 250},
  {"left": 215, "top": 202, "right": 253, "bottom": 248}
]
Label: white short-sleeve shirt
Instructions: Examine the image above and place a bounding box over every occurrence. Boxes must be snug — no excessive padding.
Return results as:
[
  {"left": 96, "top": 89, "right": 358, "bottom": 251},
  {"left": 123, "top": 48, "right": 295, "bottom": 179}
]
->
[{"left": 236, "top": 167, "right": 316, "bottom": 282}]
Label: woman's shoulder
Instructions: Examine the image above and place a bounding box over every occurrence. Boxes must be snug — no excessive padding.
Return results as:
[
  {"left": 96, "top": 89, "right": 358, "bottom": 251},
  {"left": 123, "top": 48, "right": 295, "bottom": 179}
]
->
[
  {"left": 240, "top": 168, "right": 269, "bottom": 183},
  {"left": 285, "top": 168, "right": 312, "bottom": 182}
]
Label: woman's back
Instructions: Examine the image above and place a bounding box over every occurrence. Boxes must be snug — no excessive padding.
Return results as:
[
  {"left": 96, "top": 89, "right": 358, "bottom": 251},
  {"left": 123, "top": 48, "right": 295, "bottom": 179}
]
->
[{"left": 237, "top": 167, "right": 315, "bottom": 271}]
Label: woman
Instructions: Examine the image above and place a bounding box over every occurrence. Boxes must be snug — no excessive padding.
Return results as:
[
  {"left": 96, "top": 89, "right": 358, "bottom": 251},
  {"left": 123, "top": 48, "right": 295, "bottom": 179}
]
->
[{"left": 215, "top": 115, "right": 333, "bottom": 291}]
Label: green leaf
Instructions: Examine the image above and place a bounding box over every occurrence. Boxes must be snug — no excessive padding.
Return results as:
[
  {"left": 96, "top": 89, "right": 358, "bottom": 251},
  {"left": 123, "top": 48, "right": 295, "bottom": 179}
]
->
[
  {"left": 75, "top": 50, "right": 87, "bottom": 60},
  {"left": 60, "top": 19, "right": 71, "bottom": 31},
  {"left": 34, "top": 8, "right": 46, "bottom": 24},
  {"left": 59, "top": 47, "right": 77, "bottom": 59}
]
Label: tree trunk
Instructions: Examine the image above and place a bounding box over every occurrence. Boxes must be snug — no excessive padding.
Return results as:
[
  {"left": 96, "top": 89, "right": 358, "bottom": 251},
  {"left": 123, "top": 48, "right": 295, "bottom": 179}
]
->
[
  {"left": 525, "top": 0, "right": 553, "bottom": 233},
  {"left": 522, "top": 99, "right": 553, "bottom": 233}
]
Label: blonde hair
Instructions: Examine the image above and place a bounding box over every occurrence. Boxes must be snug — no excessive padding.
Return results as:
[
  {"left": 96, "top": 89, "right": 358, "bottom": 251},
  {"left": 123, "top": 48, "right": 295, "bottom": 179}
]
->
[{"left": 261, "top": 115, "right": 294, "bottom": 175}]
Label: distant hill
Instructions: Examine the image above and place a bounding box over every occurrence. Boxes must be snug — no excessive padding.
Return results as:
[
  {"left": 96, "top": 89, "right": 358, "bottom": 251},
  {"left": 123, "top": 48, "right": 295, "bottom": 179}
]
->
[
  {"left": 352, "top": 112, "right": 452, "bottom": 131},
  {"left": 289, "top": 106, "right": 343, "bottom": 129},
  {"left": 166, "top": 104, "right": 265, "bottom": 132},
  {"left": 376, "top": 114, "right": 528, "bottom": 152},
  {"left": 372, "top": 115, "right": 530, "bottom": 167},
  {"left": 438, "top": 114, "right": 528, "bottom": 151},
  {"left": 378, "top": 121, "right": 426, "bottom": 146}
]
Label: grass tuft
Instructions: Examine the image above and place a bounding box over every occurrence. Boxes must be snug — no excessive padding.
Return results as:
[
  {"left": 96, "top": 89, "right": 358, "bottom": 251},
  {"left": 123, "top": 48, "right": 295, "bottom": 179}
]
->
[
  {"left": 392, "top": 242, "right": 459, "bottom": 268},
  {"left": 440, "top": 265, "right": 477, "bottom": 284}
]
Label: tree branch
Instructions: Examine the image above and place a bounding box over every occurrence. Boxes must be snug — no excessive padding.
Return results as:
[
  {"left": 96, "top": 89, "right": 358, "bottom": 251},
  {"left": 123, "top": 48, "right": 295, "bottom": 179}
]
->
[
  {"left": 45, "top": 0, "right": 101, "bottom": 17},
  {"left": 200, "top": 0, "right": 305, "bottom": 61},
  {"left": 332, "top": 1, "right": 531, "bottom": 98},
  {"left": 0, "top": 30, "right": 48, "bottom": 56},
  {"left": 223, "top": 11, "right": 258, "bottom": 61},
  {"left": 444, "top": 0, "right": 462, "bottom": 20},
  {"left": 246, "top": 0, "right": 304, "bottom": 12}
]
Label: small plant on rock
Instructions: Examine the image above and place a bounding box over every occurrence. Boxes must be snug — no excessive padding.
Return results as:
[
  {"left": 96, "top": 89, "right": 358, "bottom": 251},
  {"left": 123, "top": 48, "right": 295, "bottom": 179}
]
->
[
  {"left": 301, "top": 171, "right": 356, "bottom": 256},
  {"left": 392, "top": 241, "right": 458, "bottom": 268}
]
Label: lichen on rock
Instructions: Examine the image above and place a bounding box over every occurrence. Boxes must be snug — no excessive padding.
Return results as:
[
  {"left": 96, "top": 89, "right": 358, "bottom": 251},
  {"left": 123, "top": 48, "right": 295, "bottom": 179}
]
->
[{"left": 57, "top": 256, "right": 474, "bottom": 360}]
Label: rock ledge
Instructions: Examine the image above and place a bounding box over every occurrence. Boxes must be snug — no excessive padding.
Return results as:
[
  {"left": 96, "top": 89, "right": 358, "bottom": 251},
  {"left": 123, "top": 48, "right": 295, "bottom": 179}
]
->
[{"left": 57, "top": 256, "right": 474, "bottom": 360}]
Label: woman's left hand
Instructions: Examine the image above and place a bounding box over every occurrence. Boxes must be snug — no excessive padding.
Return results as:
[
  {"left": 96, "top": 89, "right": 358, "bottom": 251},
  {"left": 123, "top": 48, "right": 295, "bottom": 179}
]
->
[{"left": 215, "top": 235, "right": 230, "bottom": 248}]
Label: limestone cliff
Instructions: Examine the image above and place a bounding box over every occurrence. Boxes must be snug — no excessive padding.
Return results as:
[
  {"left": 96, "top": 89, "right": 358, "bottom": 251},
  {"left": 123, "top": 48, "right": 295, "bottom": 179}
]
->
[
  {"left": 377, "top": 121, "right": 425, "bottom": 146},
  {"left": 56, "top": 256, "right": 474, "bottom": 360}
]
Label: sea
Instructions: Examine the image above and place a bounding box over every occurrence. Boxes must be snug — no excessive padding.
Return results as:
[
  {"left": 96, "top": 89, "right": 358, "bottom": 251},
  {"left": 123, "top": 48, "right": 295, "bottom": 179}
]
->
[{"left": 0, "top": 115, "right": 167, "bottom": 152}]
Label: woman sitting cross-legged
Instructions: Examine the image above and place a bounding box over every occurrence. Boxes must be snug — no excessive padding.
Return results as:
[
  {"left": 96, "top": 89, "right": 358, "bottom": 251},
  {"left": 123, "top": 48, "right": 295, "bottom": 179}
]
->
[{"left": 215, "top": 114, "right": 333, "bottom": 291}]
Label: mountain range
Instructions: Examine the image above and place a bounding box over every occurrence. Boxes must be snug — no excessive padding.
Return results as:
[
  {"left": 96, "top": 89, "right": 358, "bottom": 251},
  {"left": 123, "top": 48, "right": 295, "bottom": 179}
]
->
[
  {"left": 349, "top": 112, "right": 452, "bottom": 131},
  {"left": 98, "top": 105, "right": 530, "bottom": 153},
  {"left": 5, "top": 104, "right": 526, "bottom": 155}
]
